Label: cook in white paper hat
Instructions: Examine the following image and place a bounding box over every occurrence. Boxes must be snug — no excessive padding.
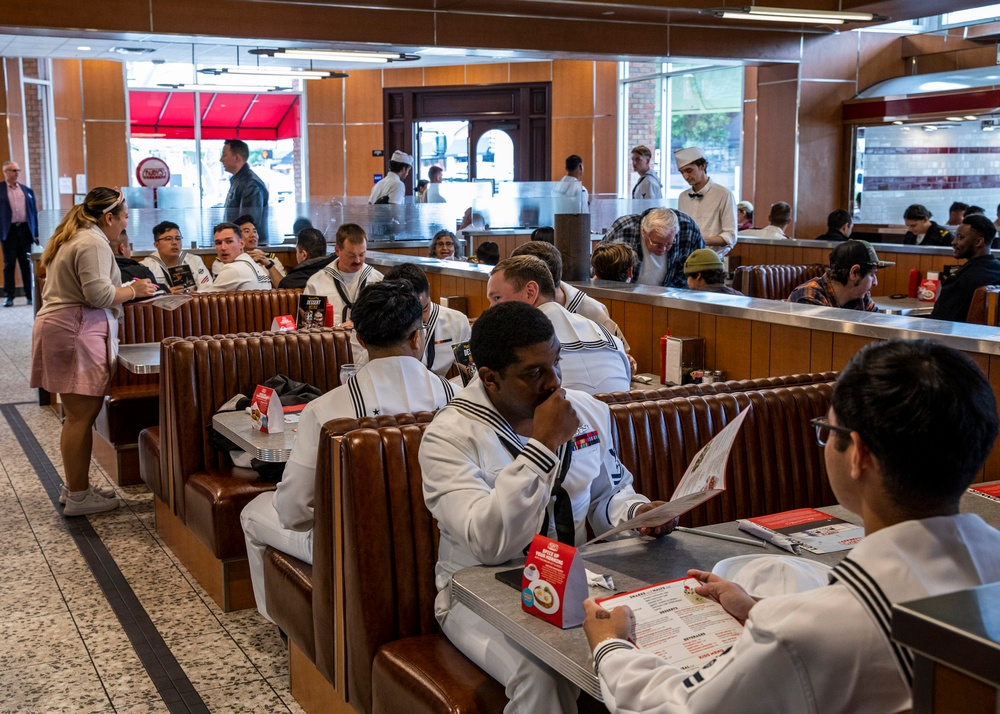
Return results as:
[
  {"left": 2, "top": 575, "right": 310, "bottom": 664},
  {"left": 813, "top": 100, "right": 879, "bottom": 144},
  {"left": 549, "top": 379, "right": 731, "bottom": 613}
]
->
[
  {"left": 673, "top": 146, "right": 705, "bottom": 170},
  {"left": 390, "top": 150, "right": 413, "bottom": 166}
]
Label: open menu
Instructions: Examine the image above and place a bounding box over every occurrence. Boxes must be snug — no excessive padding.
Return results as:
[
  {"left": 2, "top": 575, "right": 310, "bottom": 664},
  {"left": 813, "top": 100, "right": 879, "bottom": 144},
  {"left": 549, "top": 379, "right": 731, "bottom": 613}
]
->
[
  {"left": 597, "top": 576, "right": 743, "bottom": 671},
  {"left": 583, "top": 409, "right": 749, "bottom": 545},
  {"left": 167, "top": 264, "right": 196, "bottom": 290},
  {"left": 968, "top": 483, "right": 1000, "bottom": 503},
  {"left": 739, "top": 508, "right": 864, "bottom": 554}
]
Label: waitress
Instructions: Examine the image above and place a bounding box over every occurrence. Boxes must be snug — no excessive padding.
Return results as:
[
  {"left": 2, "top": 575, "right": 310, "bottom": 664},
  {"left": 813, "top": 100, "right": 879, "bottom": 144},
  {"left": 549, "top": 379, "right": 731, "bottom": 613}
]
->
[{"left": 30, "top": 187, "right": 157, "bottom": 516}]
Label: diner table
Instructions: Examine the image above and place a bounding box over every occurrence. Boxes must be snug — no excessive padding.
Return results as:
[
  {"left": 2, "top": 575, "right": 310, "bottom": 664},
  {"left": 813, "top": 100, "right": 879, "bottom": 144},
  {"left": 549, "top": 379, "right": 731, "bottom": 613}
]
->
[
  {"left": 212, "top": 410, "right": 297, "bottom": 462},
  {"left": 451, "top": 489, "right": 1000, "bottom": 701},
  {"left": 117, "top": 342, "right": 160, "bottom": 374},
  {"left": 872, "top": 296, "right": 935, "bottom": 316}
]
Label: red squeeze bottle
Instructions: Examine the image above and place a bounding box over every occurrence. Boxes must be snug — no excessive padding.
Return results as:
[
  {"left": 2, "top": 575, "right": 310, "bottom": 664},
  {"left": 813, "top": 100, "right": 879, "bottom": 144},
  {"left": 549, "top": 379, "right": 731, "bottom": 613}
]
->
[
  {"left": 324, "top": 302, "right": 335, "bottom": 327},
  {"left": 908, "top": 268, "right": 920, "bottom": 299},
  {"left": 660, "top": 328, "right": 672, "bottom": 385}
]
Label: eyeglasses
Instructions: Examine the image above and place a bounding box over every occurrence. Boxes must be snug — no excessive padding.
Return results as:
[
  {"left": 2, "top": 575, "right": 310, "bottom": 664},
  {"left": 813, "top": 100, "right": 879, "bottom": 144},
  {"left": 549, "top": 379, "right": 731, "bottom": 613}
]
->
[
  {"left": 156, "top": 235, "right": 183, "bottom": 242},
  {"left": 810, "top": 417, "right": 854, "bottom": 447}
]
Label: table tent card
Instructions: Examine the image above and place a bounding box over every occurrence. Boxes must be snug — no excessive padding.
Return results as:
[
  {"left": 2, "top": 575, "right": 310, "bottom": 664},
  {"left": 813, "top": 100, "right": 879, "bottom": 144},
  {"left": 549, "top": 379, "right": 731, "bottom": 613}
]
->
[
  {"left": 296, "top": 295, "right": 327, "bottom": 329},
  {"left": 584, "top": 408, "right": 750, "bottom": 546},
  {"left": 521, "top": 535, "right": 588, "bottom": 629},
  {"left": 250, "top": 385, "right": 284, "bottom": 434},
  {"left": 270, "top": 315, "right": 296, "bottom": 332}
]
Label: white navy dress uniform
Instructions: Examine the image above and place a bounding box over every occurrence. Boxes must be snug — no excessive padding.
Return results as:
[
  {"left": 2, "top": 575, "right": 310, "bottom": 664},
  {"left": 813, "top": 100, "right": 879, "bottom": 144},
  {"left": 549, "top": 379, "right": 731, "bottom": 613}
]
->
[
  {"left": 538, "top": 301, "right": 631, "bottom": 394},
  {"left": 304, "top": 261, "right": 383, "bottom": 360},
  {"left": 241, "top": 355, "right": 455, "bottom": 622},
  {"left": 593, "top": 514, "right": 1000, "bottom": 714},
  {"left": 420, "top": 380, "right": 650, "bottom": 714},
  {"left": 559, "top": 281, "right": 630, "bottom": 352},
  {"left": 203, "top": 253, "right": 272, "bottom": 292},
  {"left": 422, "top": 302, "right": 472, "bottom": 378},
  {"left": 140, "top": 252, "right": 214, "bottom": 292}
]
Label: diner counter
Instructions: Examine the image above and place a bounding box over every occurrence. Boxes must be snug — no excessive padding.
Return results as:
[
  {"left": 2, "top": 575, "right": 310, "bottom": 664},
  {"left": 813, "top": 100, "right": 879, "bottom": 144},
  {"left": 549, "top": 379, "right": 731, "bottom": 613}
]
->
[
  {"left": 364, "top": 252, "right": 1000, "bottom": 357},
  {"left": 733, "top": 234, "right": 958, "bottom": 255}
]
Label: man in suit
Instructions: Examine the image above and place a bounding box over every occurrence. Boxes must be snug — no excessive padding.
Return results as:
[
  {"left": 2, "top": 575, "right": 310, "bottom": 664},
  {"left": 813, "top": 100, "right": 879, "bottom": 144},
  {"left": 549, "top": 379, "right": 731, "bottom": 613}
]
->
[{"left": 0, "top": 161, "right": 39, "bottom": 307}]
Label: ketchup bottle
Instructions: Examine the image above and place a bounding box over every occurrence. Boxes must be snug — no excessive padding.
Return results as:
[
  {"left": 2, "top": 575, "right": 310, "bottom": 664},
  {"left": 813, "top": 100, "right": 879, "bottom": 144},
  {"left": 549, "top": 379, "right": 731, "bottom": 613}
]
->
[
  {"left": 908, "top": 268, "right": 920, "bottom": 299},
  {"left": 659, "top": 328, "right": 672, "bottom": 385}
]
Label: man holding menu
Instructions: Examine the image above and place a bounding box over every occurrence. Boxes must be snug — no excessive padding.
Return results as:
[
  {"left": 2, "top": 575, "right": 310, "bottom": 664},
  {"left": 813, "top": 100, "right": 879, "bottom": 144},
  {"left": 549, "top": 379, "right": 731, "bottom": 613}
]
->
[
  {"left": 421, "top": 301, "right": 675, "bottom": 713},
  {"left": 584, "top": 339, "right": 1000, "bottom": 714}
]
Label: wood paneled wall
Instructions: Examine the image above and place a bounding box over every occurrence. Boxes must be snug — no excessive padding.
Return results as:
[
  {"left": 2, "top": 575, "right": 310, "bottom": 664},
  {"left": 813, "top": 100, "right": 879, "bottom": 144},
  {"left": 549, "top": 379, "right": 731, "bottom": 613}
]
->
[
  {"left": 307, "top": 60, "right": 617, "bottom": 198},
  {"left": 49, "top": 58, "right": 128, "bottom": 209}
]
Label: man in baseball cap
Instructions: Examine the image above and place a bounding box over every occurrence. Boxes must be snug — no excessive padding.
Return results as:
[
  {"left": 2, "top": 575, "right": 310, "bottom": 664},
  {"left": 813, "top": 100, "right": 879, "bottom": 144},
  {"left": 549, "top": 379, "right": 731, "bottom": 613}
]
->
[
  {"left": 675, "top": 146, "right": 738, "bottom": 254},
  {"left": 369, "top": 150, "right": 413, "bottom": 205},
  {"left": 683, "top": 248, "right": 743, "bottom": 296},
  {"left": 788, "top": 239, "right": 894, "bottom": 311}
]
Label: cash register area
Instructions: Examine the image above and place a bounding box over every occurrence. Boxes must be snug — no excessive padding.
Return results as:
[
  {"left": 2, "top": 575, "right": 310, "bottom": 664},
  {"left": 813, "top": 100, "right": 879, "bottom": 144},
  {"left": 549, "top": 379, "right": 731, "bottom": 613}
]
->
[{"left": 0, "top": 303, "right": 303, "bottom": 713}]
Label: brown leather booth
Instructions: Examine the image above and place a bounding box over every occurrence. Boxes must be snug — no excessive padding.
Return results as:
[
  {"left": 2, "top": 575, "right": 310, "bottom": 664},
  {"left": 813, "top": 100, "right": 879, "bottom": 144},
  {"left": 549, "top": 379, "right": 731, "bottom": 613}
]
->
[
  {"left": 596, "top": 371, "right": 838, "bottom": 404},
  {"left": 100, "top": 288, "right": 303, "bottom": 486},
  {"left": 154, "top": 328, "right": 351, "bottom": 611},
  {"left": 610, "top": 384, "right": 836, "bottom": 524},
  {"left": 732, "top": 264, "right": 826, "bottom": 300},
  {"left": 966, "top": 285, "right": 1000, "bottom": 326}
]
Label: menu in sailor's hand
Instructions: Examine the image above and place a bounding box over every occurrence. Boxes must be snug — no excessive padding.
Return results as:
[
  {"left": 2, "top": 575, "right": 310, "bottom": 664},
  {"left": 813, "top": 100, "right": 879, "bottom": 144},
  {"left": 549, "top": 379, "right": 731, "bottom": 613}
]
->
[{"left": 597, "top": 577, "right": 743, "bottom": 671}]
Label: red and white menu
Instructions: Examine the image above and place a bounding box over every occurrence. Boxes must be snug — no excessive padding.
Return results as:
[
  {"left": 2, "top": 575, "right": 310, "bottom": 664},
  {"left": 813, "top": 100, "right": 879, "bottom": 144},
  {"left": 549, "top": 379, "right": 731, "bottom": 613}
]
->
[{"left": 521, "top": 535, "right": 588, "bottom": 629}]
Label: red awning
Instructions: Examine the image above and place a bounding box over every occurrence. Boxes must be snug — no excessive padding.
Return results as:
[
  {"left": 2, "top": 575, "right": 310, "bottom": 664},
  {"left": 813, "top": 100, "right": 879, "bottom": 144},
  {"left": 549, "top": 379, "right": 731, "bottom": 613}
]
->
[{"left": 129, "top": 90, "right": 300, "bottom": 141}]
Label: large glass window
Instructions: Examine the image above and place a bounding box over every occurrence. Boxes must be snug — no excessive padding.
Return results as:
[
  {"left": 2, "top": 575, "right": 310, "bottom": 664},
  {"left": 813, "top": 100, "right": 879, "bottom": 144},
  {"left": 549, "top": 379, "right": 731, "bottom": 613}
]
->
[{"left": 619, "top": 63, "right": 743, "bottom": 201}]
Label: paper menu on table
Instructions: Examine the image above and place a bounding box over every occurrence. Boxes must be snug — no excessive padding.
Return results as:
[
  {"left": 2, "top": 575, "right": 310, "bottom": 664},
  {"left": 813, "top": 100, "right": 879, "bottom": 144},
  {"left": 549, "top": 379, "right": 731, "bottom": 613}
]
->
[
  {"left": 582, "top": 409, "right": 749, "bottom": 546},
  {"left": 596, "top": 577, "right": 743, "bottom": 671},
  {"left": 968, "top": 483, "right": 1000, "bottom": 503}
]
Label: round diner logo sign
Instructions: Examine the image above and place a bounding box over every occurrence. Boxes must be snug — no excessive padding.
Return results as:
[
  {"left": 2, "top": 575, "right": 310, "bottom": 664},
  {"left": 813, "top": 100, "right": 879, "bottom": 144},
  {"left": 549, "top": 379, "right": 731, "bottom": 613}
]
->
[{"left": 136, "top": 157, "right": 171, "bottom": 188}]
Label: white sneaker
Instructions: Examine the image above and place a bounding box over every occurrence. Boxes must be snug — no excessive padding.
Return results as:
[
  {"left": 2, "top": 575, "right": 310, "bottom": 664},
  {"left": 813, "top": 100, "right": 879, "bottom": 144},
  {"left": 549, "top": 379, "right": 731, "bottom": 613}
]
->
[
  {"left": 59, "top": 483, "right": 115, "bottom": 506},
  {"left": 63, "top": 487, "right": 121, "bottom": 517}
]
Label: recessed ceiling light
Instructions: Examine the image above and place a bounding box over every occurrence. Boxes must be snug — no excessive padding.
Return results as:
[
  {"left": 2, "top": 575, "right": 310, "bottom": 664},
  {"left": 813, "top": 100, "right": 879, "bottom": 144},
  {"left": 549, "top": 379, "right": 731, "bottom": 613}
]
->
[
  {"left": 77, "top": 46, "right": 91, "bottom": 51},
  {"left": 946, "top": 117, "right": 964, "bottom": 122},
  {"left": 200, "top": 67, "right": 348, "bottom": 80},
  {"left": 702, "top": 6, "right": 886, "bottom": 24},
  {"left": 112, "top": 47, "right": 156, "bottom": 56},
  {"left": 965, "top": 115, "right": 978, "bottom": 121},
  {"left": 249, "top": 48, "right": 418, "bottom": 63},
  {"left": 891, "top": 120, "right": 903, "bottom": 125}
]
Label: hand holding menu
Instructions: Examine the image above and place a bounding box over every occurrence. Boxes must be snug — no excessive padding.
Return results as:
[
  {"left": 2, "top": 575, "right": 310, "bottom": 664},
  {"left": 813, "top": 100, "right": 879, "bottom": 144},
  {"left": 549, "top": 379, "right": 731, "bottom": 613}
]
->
[
  {"left": 584, "top": 409, "right": 750, "bottom": 545},
  {"left": 597, "top": 577, "right": 743, "bottom": 671}
]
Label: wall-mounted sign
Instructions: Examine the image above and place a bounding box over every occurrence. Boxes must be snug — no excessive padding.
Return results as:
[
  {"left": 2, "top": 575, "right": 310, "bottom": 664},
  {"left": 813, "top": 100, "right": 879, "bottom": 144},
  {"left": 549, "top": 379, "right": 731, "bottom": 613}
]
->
[
  {"left": 372, "top": 150, "right": 384, "bottom": 157},
  {"left": 136, "top": 157, "right": 171, "bottom": 188},
  {"left": 373, "top": 173, "right": 383, "bottom": 184}
]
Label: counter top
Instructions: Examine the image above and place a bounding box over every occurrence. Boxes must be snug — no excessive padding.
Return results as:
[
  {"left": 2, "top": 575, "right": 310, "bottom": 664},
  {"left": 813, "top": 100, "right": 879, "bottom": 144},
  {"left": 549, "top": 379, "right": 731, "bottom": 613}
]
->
[{"left": 734, "top": 235, "right": 959, "bottom": 255}]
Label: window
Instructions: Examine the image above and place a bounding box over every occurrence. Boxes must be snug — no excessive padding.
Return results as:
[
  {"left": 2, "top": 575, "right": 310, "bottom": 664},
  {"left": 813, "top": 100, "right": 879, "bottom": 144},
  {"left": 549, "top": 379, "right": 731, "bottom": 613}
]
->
[{"left": 619, "top": 63, "right": 744, "bottom": 200}]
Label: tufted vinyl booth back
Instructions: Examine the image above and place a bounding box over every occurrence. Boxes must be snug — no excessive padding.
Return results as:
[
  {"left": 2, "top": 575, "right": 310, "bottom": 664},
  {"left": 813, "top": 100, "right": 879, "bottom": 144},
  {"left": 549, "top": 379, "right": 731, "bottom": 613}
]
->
[
  {"left": 966, "top": 285, "right": 1000, "bottom": 325},
  {"left": 596, "top": 372, "right": 838, "bottom": 404},
  {"left": 732, "top": 264, "right": 826, "bottom": 300},
  {"left": 112, "top": 288, "right": 303, "bottom": 390},
  {"left": 339, "top": 423, "right": 441, "bottom": 713},
  {"left": 610, "top": 384, "right": 836, "bottom": 526},
  {"left": 160, "top": 328, "right": 351, "bottom": 526}
]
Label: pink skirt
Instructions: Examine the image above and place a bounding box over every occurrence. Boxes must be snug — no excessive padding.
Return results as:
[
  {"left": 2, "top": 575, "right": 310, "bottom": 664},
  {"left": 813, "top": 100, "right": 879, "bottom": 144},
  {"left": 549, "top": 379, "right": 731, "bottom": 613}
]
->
[{"left": 31, "top": 306, "right": 113, "bottom": 397}]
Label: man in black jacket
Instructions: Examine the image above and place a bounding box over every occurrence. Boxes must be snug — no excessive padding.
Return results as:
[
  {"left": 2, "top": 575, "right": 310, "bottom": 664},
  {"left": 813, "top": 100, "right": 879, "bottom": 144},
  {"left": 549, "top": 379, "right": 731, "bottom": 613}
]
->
[
  {"left": 221, "top": 139, "right": 269, "bottom": 244},
  {"left": 111, "top": 232, "right": 163, "bottom": 300},
  {"left": 930, "top": 214, "right": 1000, "bottom": 322},
  {"left": 278, "top": 228, "right": 335, "bottom": 290},
  {"left": 815, "top": 209, "right": 853, "bottom": 242}
]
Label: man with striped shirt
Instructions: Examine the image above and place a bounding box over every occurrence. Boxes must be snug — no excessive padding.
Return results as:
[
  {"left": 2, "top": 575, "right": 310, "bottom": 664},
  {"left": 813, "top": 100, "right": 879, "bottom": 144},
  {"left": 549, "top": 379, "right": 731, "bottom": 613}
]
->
[{"left": 584, "top": 339, "right": 1000, "bottom": 714}]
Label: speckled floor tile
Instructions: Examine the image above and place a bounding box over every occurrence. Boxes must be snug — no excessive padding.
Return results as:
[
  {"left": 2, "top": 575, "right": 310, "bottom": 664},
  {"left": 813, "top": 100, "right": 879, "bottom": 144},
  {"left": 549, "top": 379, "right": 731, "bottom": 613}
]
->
[
  {"left": 198, "top": 678, "right": 291, "bottom": 713},
  {"left": 0, "top": 610, "right": 89, "bottom": 670},
  {"left": 167, "top": 631, "right": 262, "bottom": 690},
  {"left": 268, "top": 673, "right": 308, "bottom": 714},
  {"left": 139, "top": 590, "right": 225, "bottom": 646},
  {"left": 2, "top": 658, "right": 112, "bottom": 713},
  {"left": 221, "top": 609, "right": 288, "bottom": 678},
  {"left": 89, "top": 646, "right": 161, "bottom": 708},
  {"left": 0, "top": 570, "right": 70, "bottom": 621}
]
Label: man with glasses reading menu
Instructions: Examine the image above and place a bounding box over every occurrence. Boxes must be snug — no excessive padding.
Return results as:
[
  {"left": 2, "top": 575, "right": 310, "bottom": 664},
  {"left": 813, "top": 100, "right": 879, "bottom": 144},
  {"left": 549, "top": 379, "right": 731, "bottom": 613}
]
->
[{"left": 584, "top": 339, "right": 1000, "bottom": 714}]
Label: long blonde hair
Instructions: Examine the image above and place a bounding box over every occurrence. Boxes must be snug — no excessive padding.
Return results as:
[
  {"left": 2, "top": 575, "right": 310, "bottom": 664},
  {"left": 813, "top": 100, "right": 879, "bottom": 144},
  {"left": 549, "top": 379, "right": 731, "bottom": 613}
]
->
[{"left": 40, "top": 187, "right": 124, "bottom": 267}]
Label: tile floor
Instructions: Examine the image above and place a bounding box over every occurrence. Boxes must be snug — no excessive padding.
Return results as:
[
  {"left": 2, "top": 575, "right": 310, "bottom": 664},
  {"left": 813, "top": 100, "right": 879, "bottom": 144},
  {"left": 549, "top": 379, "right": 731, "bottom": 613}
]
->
[{"left": 0, "top": 303, "right": 305, "bottom": 713}]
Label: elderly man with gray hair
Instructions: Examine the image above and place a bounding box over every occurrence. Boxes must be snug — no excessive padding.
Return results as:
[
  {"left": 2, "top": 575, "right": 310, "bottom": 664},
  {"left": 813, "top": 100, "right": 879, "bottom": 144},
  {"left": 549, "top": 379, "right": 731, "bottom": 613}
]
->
[{"left": 600, "top": 207, "right": 705, "bottom": 288}]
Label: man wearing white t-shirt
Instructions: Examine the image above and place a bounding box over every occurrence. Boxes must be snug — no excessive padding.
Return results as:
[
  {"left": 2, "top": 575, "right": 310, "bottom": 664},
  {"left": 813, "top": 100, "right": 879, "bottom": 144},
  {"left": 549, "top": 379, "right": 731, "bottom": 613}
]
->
[
  {"left": 203, "top": 222, "right": 272, "bottom": 292},
  {"left": 675, "top": 147, "right": 738, "bottom": 255}
]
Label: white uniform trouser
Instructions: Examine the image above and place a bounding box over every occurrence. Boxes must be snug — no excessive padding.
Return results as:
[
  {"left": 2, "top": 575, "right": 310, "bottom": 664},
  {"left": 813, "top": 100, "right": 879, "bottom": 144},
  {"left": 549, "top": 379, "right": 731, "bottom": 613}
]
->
[
  {"left": 240, "top": 492, "right": 313, "bottom": 623},
  {"left": 441, "top": 600, "right": 580, "bottom": 714}
]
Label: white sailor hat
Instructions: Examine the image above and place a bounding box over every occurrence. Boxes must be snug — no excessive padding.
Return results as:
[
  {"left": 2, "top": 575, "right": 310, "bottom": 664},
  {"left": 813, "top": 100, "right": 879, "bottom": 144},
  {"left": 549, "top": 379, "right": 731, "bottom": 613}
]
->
[
  {"left": 673, "top": 147, "right": 705, "bottom": 169},
  {"left": 390, "top": 150, "right": 413, "bottom": 166}
]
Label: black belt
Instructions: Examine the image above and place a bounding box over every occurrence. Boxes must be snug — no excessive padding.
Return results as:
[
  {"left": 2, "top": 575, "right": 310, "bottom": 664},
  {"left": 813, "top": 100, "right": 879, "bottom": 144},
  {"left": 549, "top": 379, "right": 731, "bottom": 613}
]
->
[{"left": 10, "top": 222, "right": 27, "bottom": 227}]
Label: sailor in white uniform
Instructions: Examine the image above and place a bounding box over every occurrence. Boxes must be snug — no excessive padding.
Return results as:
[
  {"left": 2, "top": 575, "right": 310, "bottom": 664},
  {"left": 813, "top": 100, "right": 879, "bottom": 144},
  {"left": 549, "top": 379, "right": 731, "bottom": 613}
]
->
[
  {"left": 384, "top": 262, "right": 472, "bottom": 379},
  {"left": 487, "top": 255, "right": 631, "bottom": 394},
  {"left": 141, "top": 220, "right": 214, "bottom": 292},
  {"left": 202, "top": 222, "right": 272, "bottom": 292},
  {"left": 304, "top": 224, "right": 383, "bottom": 360},
  {"left": 584, "top": 338, "right": 1000, "bottom": 714},
  {"left": 511, "top": 241, "right": 633, "bottom": 357},
  {"left": 241, "top": 283, "right": 455, "bottom": 622},
  {"left": 420, "top": 301, "right": 675, "bottom": 714}
]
